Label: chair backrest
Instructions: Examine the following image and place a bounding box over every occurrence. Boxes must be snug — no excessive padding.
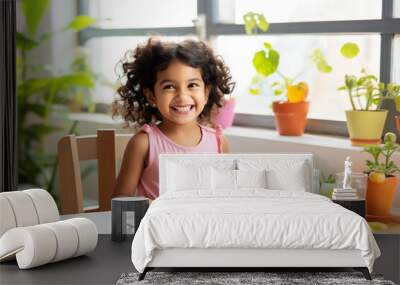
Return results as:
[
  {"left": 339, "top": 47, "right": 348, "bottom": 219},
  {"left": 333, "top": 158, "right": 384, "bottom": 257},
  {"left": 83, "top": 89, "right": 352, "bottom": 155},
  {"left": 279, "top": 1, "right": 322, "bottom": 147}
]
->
[{"left": 58, "top": 129, "right": 132, "bottom": 214}]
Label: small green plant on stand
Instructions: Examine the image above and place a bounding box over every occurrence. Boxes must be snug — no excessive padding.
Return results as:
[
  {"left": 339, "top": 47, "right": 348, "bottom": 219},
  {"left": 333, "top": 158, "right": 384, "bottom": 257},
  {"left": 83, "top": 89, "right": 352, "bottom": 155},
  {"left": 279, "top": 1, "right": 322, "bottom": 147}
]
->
[
  {"left": 319, "top": 172, "right": 336, "bottom": 198},
  {"left": 363, "top": 132, "right": 400, "bottom": 181}
]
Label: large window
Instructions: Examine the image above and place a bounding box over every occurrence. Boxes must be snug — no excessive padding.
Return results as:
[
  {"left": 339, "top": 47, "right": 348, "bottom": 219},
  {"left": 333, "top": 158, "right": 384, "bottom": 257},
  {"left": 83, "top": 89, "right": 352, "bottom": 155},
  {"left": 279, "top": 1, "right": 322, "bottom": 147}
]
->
[
  {"left": 88, "top": 0, "right": 197, "bottom": 28},
  {"left": 81, "top": 0, "right": 400, "bottom": 135},
  {"left": 220, "top": 0, "right": 382, "bottom": 23},
  {"left": 213, "top": 34, "right": 380, "bottom": 121}
]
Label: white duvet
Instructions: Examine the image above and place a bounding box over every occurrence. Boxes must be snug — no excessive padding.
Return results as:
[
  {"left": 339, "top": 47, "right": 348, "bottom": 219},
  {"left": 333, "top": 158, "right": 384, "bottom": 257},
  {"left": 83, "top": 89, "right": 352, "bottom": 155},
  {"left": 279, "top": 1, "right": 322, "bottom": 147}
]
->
[{"left": 131, "top": 189, "right": 380, "bottom": 273}]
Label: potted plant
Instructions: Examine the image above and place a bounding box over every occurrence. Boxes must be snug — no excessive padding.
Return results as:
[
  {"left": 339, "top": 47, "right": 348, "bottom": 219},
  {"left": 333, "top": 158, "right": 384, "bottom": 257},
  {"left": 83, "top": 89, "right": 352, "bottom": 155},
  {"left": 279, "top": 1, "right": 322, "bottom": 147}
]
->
[
  {"left": 16, "top": 0, "right": 102, "bottom": 200},
  {"left": 394, "top": 89, "right": 400, "bottom": 133},
  {"left": 338, "top": 43, "right": 400, "bottom": 146},
  {"left": 363, "top": 132, "right": 400, "bottom": 222},
  {"left": 214, "top": 95, "right": 236, "bottom": 129},
  {"left": 319, "top": 172, "right": 336, "bottom": 198},
  {"left": 244, "top": 12, "right": 332, "bottom": 136}
]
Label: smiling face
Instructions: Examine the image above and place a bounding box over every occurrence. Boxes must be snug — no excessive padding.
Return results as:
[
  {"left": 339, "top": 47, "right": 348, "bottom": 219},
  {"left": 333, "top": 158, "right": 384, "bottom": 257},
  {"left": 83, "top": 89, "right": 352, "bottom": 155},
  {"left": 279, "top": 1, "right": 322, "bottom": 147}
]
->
[{"left": 145, "top": 60, "right": 209, "bottom": 126}]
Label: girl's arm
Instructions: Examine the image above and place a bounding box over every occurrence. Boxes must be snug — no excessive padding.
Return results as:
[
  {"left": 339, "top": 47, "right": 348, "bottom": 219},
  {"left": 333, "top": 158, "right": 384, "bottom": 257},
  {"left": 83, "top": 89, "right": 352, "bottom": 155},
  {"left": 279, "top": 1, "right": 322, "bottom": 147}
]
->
[
  {"left": 112, "top": 132, "right": 149, "bottom": 197},
  {"left": 221, "top": 135, "right": 230, "bottom": 153}
]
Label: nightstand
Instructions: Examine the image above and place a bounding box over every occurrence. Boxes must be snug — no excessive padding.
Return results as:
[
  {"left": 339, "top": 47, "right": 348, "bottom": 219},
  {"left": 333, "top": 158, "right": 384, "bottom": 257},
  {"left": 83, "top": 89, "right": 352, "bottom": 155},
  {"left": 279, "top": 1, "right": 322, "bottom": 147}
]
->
[{"left": 332, "top": 199, "right": 365, "bottom": 217}]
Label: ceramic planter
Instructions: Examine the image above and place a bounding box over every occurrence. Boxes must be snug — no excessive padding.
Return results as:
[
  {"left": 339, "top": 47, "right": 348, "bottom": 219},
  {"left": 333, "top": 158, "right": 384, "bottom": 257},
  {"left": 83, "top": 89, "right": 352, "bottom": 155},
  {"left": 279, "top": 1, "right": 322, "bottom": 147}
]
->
[
  {"left": 366, "top": 175, "right": 397, "bottom": 222},
  {"left": 396, "top": 115, "right": 400, "bottom": 132},
  {"left": 345, "top": 110, "right": 388, "bottom": 146},
  {"left": 272, "top": 101, "right": 309, "bottom": 136},
  {"left": 320, "top": 182, "right": 335, "bottom": 198},
  {"left": 215, "top": 98, "right": 236, "bottom": 129}
]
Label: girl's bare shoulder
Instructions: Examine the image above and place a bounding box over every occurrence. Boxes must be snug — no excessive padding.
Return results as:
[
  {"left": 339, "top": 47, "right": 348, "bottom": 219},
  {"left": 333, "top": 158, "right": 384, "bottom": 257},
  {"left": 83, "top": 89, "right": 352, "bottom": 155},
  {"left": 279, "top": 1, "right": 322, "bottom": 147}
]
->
[{"left": 125, "top": 130, "right": 149, "bottom": 158}]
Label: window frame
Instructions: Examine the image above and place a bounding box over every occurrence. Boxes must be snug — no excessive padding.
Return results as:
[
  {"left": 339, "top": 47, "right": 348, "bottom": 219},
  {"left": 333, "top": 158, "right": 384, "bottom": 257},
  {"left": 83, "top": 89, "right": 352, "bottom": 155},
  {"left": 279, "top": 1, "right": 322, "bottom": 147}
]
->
[{"left": 79, "top": 0, "right": 400, "bottom": 136}]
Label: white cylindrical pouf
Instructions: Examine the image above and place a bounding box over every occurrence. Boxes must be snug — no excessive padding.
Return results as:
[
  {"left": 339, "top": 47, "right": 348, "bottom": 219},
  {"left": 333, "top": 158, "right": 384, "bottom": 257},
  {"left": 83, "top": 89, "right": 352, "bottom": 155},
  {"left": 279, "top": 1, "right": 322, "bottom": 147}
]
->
[
  {"left": 0, "top": 226, "right": 57, "bottom": 269},
  {"left": 64, "top": 218, "right": 98, "bottom": 257},
  {"left": 0, "top": 196, "right": 17, "bottom": 237},
  {"left": 23, "top": 189, "right": 59, "bottom": 224},
  {"left": 42, "top": 221, "right": 79, "bottom": 262},
  {"left": 1, "top": 192, "right": 39, "bottom": 227}
]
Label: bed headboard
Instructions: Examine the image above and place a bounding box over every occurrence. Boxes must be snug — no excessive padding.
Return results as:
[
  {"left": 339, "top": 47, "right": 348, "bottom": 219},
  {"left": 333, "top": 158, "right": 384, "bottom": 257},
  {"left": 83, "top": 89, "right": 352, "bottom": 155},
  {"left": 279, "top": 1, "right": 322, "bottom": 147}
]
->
[{"left": 159, "top": 153, "right": 314, "bottom": 195}]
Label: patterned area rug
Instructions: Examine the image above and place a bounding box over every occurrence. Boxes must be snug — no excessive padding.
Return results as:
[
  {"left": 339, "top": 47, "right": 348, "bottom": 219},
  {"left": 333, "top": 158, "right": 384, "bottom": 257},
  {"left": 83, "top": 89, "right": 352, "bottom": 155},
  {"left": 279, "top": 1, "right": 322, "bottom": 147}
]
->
[{"left": 116, "top": 271, "right": 396, "bottom": 285}]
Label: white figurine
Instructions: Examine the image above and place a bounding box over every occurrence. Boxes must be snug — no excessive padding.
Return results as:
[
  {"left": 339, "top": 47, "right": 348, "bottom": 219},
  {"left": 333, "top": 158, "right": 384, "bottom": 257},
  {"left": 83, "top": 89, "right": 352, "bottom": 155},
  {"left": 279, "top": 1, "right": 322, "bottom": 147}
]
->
[{"left": 343, "top": 156, "right": 352, "bottom": 190}]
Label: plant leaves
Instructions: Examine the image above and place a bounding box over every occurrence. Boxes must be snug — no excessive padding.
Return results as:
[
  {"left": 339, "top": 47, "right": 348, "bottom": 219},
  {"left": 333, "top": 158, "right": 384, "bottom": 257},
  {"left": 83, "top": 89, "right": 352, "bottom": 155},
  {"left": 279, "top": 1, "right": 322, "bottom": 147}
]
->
[
  {"left": 249, "top": 88, "right": 262, "bottom": 95},
  {"left": 274, "top": 89, "right": 283, "bottom": 96},
  {"left": 23, "top": 124, "right": 62, "bottom": 143},
  {"left": 395, "top": 96, "right": 400, "bottom": 112},
  {"left": 21, "top": 0, "right": 50, "bottom": 37},
  {"left": 26, "top": 103, "right": 47, "bottom": 117},
  {"left": 340, "top": 42, "right": 360, "bottom": 59},
  {"left": 250, "top": 74, "right": 264, "bottom": 85},
  {"left": 17, "top": 78, "right": 52, "bottom": 99},
  {"left": 67, "top": 15, "right": 96, "bottom": 31},
  {"left": 243, "top": 12, "right": 269, "bottom": 35},
  {"left": 252, "top": 49, "right": 279, "bottom": 77},
  {"left": 310, "top": 49, "right": 332, "bottom": 73},
  {"left": 16, "top": 32, "right": 39, "bottom": 51},
  {"left": 263, "top": 42, "right": 272, "bottom": 49},
  {"left": 257, "top": 14, "right": 269, "bottom": 31},
  {"left": 243, "top": 12, "right": 257, "bottom": 35},
  {"left": 56, "top": 73, "right": 94, "bottom": 90}
]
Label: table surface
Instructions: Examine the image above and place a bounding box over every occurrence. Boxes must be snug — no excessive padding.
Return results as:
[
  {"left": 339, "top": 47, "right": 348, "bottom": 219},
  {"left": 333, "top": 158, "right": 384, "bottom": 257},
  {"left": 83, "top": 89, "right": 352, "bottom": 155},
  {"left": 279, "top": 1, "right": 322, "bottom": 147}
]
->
[
  {"left": 0, "top": 235, "right": 133, "bottom": 285},
  {"left": 1, "top": 212, "right": 399, "bottom": 284}
]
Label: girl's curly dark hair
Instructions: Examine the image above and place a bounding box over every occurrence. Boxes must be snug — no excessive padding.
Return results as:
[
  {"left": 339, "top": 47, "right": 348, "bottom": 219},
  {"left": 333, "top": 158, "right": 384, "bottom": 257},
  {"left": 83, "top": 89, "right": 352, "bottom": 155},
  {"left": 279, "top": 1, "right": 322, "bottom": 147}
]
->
[{"left": 113, "top": 37, "right": 235, "bottom": 128}]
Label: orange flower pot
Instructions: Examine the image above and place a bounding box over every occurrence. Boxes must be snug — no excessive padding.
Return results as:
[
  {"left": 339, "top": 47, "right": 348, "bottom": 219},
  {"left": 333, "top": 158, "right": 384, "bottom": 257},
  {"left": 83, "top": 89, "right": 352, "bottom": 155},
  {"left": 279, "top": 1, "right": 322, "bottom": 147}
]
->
[
  {"left": 272, "top": 101, "right": 309, "bottom": 136},
  {"left": 396, "top": 115, "right": 400, "bottom": 132},
  {"left": 366, "top": 176, "right": 397, "bottom": 221}
]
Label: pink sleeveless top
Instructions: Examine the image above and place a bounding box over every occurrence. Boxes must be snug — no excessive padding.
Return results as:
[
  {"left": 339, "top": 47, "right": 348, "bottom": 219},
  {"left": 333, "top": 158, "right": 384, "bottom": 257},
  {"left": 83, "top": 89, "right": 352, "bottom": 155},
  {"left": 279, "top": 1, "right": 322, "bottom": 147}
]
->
[{"left": 137, "top": 123, "right": 223, "bottom": 199}]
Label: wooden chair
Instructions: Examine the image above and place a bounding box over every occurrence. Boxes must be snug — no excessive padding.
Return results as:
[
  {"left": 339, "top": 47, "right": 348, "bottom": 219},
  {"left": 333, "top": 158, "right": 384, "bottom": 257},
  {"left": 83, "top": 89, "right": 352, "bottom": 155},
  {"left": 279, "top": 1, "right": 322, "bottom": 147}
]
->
[{"left": 58, "top": 130, "right": 132, "bottom": 214}]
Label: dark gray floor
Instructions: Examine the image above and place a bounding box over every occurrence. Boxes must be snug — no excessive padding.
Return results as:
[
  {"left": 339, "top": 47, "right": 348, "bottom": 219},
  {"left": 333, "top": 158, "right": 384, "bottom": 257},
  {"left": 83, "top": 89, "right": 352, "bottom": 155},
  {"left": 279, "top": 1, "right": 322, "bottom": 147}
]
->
[
  {"left": 0, "top": 235, "right": 133, "bottom": 285},
  {"left": 1, "top": 234, "right": 399, "bottom": 285}
]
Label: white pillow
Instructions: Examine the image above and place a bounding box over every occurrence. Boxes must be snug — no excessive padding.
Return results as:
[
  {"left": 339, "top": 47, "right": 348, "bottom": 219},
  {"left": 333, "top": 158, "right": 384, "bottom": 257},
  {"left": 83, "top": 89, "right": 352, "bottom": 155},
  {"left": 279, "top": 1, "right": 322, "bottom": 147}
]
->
[
  {"left": 167, "top": 163, "right": 212, "bottom": 191},
  {"left": 238, "top": 159, "right": 308, "bottom": 191},
  {"left": 212, "top": 168, "right": 237, "bottom": 190},
  {"left": 236, "top": 169, "right": 268, "bottom": 189}
]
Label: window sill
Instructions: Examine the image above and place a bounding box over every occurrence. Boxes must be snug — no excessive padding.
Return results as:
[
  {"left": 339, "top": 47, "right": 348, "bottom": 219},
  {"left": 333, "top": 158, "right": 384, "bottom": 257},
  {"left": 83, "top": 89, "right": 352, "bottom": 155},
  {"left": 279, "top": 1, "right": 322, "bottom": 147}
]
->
[{"left": 225, "top": 125, "right": 359, "bottom": 151}]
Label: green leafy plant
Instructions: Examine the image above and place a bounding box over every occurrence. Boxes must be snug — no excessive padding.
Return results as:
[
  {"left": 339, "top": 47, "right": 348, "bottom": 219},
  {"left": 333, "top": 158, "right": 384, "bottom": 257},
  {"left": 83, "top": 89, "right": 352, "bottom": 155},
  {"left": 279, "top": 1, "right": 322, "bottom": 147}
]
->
[
  {"left": 243, "top": 12, "right": 332, "bottom": 101},
  {"left": 319, "top": 172, "right": 336, "bottom": 198},
  {"left": 338, "top": 43, "right": 400, "bottom": 111},
  {"left": 320, "top": 172, "right": 336, "bottom": 184},
  {"left": 17, "top": 0, "right": 101, "bottom": 198},
  {"left": 363, "top": 132, "right": 400, "bottom": 176},
  {"left": 338, "top": 70, "right": 400, "bottom": 111}
]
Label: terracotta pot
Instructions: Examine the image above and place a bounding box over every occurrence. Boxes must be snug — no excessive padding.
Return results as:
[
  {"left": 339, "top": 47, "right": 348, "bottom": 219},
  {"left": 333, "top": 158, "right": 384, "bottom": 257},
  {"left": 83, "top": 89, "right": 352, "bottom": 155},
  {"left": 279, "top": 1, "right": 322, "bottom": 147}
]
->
[
  {"left": 395, "top": 115, "right": 400, "bottom": 132},
  {"left": 366, "top": 176, "right": 397, "bottom": 220},
  {"left": 215, "top": 98, "right": 236, "bottom": 129},
  {"left": 272, "top": 101, "right": 309, "bottom": 136}
]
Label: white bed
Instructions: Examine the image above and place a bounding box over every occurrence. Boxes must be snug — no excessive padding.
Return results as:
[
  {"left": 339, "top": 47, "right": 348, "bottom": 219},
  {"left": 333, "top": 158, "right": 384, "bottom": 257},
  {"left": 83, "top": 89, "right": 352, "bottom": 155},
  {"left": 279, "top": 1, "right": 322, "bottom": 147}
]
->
[{"left": 131, "top": 153, "right": 380, "bottom": 280}]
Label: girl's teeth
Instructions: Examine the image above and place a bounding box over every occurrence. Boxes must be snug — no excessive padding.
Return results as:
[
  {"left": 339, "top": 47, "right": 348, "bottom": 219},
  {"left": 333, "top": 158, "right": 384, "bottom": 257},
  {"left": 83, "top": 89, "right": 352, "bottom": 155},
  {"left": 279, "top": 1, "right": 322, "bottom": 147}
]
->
[{"left": 173, "top": 106, "right": 192, "bottom": 112}]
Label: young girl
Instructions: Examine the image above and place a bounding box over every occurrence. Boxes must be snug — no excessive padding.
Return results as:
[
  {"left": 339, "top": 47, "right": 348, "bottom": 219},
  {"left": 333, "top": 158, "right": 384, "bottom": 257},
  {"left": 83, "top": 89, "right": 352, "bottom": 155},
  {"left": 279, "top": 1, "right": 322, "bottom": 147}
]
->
[{"left": 112, "top": 37, "right": 235, "bottom": 199}]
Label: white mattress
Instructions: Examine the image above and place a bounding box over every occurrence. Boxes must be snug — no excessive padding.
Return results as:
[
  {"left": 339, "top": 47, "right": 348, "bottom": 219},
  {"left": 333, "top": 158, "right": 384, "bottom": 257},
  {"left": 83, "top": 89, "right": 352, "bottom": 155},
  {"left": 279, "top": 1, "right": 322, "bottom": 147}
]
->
[{"left": 131, "top": 189, "right": 380, "bottom": 273}]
